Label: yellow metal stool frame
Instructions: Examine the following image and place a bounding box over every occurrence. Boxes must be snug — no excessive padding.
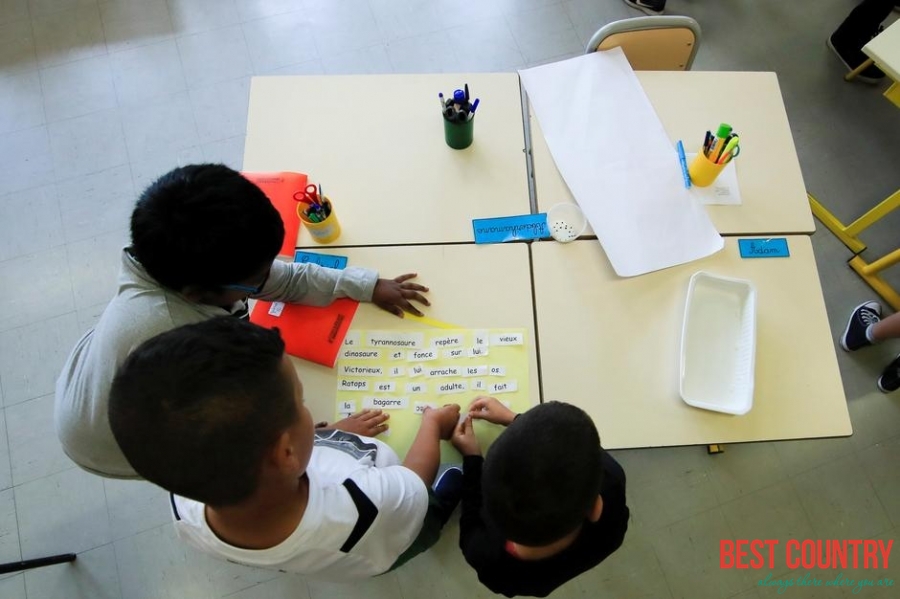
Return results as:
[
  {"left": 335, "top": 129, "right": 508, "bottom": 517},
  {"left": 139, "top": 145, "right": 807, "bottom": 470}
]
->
[{"left": 809, "top": 190, "right": 900, "bottom": 311}]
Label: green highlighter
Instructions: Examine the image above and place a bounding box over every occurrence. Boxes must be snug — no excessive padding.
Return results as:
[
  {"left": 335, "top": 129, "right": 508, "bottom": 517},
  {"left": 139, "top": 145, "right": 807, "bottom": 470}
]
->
[{"left": 710, "top": 123, "right": 732, "bottom": 160}]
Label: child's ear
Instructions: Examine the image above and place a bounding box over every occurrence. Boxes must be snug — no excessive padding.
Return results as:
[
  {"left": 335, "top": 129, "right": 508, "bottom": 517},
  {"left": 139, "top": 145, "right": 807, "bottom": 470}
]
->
[
  {"left": 587, "top": 496, "right": 604, "bottom": 523},
  {"left": 270, "top": 431, "right": 299, "bottom": 473}
]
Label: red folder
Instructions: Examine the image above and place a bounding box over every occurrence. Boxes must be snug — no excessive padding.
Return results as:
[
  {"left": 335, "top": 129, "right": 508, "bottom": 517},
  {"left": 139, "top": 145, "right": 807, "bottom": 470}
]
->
[
  {"left": 250, "top": 299, "right": 360, "bottom": 367},
  {"left": 242, "top": 171, "right": 306, "bottom": 257}
]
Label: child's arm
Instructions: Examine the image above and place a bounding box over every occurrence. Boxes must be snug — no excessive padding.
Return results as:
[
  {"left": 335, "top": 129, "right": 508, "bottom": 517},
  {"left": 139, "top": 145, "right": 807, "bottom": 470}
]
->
[
  {"left": 402, "top": 404, "right": 459, "bottom": 486},
  {"left": 255, "top": 261, "right": 429, "bottom": 316},
  {"left": 451, "top": 417, "right": 490, "bottom": 560},
  {"left": 316, "top": 409, "right": 390, "bottom": 437},
  {"left": 255, "top": 260, "right": 377, "bottom": 306},
  {"left": 468, "top": 396, "right": 518, "bottom": 426}
]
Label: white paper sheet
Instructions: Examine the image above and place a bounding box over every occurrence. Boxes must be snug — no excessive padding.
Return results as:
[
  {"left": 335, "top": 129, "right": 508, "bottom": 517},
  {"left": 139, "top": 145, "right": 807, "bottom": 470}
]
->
[
  {"left": 520, "top": 50, "right": 723, "bottom": 276},
  {"left": 687, "top": 153, "right": 742, "bottom": 206}
]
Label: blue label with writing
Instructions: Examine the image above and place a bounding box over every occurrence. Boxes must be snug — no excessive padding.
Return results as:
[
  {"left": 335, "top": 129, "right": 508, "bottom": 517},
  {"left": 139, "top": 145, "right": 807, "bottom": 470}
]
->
[
  {"left": 472, "top": 214, "right": 548, "bottom": 244},
  {"left": 294, "top": 251, "right": 348, "bottom": 269},
  {"left": 738, "top": 238, "right": 790, "bottom": 259}
]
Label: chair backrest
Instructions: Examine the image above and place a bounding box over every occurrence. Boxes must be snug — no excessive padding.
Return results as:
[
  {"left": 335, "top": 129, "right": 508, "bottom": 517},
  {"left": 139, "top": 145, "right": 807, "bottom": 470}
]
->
[{"left": 585, "top": 16, "right": 701, "bottom": 71}]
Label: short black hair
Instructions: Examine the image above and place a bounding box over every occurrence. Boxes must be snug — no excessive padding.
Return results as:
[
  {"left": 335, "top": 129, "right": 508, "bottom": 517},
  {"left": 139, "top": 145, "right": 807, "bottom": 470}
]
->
[
  {"left": 108, "top": 317, "right": 298, "bottom": 507},
  {"left": 130, "top": 163, "right": 284, "bottom": 290},
  {"left": 482, "top": 401, "right": 604, "bottom": 546}
]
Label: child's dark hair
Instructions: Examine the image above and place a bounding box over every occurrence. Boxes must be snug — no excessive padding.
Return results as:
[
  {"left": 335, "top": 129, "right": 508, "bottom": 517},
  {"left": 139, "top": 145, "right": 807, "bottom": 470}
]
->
[
  {"left": 130, "top": 163, "right": 283, "bottom": 291},
  {"left": 108, "top": 317, "right": 298, "bottom": 507},
  {"left": 482, "top": 401, "right": 604, "bottom": 546}
]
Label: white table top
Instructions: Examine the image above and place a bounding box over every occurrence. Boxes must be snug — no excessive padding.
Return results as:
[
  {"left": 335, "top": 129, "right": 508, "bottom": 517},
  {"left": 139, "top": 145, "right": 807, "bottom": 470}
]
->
[
  {"left": 243, "top": 74, "right": 530, "bottom": 248},
  {"left": 284, "top": 243, "right": 540, "bottom": 423},
  {"left": 530, "top": 71, "right": 815, "bottom": 236},
  {"left": 532, "top": 236, "right": 850, "bottom": 448},
  {"left": 865, "top": 19, "right": 900, "bottom": 82}
]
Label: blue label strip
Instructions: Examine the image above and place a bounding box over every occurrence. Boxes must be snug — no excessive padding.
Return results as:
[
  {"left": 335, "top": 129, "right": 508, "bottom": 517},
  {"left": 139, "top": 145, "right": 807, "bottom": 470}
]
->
[
  {"left": 472, "top": 213, "right": 549, "bottom": 244},
  {"left": 294, "top": 250, "right": 349, "bottom": 269},
  {"left": 738, "top": 238, "right": 790, "bottom": 259}
]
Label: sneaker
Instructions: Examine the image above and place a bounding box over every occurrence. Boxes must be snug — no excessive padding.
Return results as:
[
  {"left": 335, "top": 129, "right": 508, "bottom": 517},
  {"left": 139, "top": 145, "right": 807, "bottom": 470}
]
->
[
  {"left": 840, "top": 301, "right": 882, "bottom": 351},
  {"left": 877, "top": 354, "right": 900, "bottom": 393},
  {"left": 827, "top": 33, "right": 885, "bottom": 84},
  {"left": 432, "top": 466, "right": 463, "bottom": 522},
  {"left": 623, "top": 0, "right": 666, "bottom": 16}
]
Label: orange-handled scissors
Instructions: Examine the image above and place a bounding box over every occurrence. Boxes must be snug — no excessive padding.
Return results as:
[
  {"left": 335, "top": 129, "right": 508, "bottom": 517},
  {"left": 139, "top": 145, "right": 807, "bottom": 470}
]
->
[{"left": 293, "top": 184, "right": 320, "bottom": 205}]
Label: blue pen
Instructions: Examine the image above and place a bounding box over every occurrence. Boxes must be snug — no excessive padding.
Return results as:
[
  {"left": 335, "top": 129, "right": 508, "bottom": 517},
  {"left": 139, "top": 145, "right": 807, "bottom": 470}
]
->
[
  {"left": 453, "top": 89, "right": 466, "bottom": 107},
  {"left": 438, "top": 92, "right": 444, "bottom": 109},
  {"left": 467, "top": 98, "right": 480, "bottom": 121},
  {"left": 676, "top": 140, "right": 691, "bottom": 189}
]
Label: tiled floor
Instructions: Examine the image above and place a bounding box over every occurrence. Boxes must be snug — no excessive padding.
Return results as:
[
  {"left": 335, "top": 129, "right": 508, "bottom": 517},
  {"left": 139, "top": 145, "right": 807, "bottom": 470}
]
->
[{"left": 2, "top": 1, "right": 900, "bottom": 598}]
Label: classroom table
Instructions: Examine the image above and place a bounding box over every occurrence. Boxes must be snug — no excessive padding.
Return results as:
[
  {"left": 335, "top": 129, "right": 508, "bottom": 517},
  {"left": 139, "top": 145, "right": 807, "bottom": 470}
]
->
[
  {"left": 282, "top": 243, "right": 540, "bottom": 423},
  {"left": 529, "top": 71, "right": 815, "bottom": 236},
  {"left": 243, "top": 74, "right": 530, "bottom": 247},
  {"left": 531, "top": 236, "right": 850, "bottom": 449},
  {"left": 864, "top": 19, "right": 900, "bottom": 84}
]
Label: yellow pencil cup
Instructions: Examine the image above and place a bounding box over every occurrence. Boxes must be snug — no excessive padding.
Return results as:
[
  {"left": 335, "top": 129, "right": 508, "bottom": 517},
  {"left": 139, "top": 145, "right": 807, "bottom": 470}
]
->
[
  {"left": 688, "top": 151, "right": 727, "bottom": 187},
  {"left": 298, "top": 197, "right": 341, "bottom": 244}
]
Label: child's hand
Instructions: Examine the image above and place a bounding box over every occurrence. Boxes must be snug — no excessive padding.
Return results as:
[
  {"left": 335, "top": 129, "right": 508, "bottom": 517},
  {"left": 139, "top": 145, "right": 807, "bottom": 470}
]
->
[
  {"left": 423, "top": 404, "right": 461, "bottom": 440},
  {"left": 451, "top": 416, "right": 481, "bottom": 457},
  {"left": 372, "top": 273, "right": 430, "bottom": 317},
  {"left": 469, "top": 396, "right": 517, "bottom": 426},
  {"left": 329, "top": 409, "right": 390, "bottom": 437}
]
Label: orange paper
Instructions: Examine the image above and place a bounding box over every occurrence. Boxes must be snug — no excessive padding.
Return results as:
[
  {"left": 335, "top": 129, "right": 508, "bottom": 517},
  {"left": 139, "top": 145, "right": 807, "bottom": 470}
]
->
[
  {"left": 250, "top": 299, "right": 359, "bottom": 367},
  {"left": 242, "top": 171, "right": 307, "bottom": 257}
]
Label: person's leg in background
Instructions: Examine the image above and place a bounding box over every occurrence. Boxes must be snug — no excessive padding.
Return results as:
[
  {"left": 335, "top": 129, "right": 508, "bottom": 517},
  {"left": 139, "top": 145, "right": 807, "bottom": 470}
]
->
[
  {"left": 623, "top": 0, "right": 667, "bottom": 17},
  {"left": 841, "top": 302, "right": 900, "bottom": 392},
  {"left": 828, "top": 0, "right": 895, "bottom": 83}
]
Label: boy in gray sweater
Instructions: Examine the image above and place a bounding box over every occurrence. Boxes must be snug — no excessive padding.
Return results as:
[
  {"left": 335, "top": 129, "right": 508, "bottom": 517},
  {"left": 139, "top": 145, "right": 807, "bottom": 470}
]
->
[{"left": 55, "top": 164, "right": 429, "bottom": 478}]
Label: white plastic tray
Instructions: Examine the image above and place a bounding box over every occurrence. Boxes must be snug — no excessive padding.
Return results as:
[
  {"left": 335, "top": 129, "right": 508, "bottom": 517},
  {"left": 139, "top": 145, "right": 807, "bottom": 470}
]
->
[{"left": 679, "top": 271, "right": 757, "bottom": 415}]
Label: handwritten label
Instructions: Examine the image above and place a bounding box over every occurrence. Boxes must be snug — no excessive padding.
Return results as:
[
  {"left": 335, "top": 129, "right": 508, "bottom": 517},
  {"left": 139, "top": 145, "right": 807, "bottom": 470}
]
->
[
  {"left": 489, "top": 366, "right": 506, "bottom": 376},
  {"left": 294, "top": 250, "right": 348, "bottom": 270},
  {"left": 388, "top": 366, "right": 405, "bottom": 377},
  {"left": 343, "top": 331, "right": 360, "bottom": 346},
  {"left": 463, "top": 365, "right": 487, "bottom": 377},
  {"left": 471, "top": 379, "right": 486, "bottom": 391},
  {"left": 468, "top": 347, "right": 489, "bottom": 358},
  {"left": 337, "top": 400, "right": 356, "bottom": 414},
  {"left": 443, "top": 348, "right": 465, "bottom": 359},
  {"left": 409, "top": 364, "right": 425, "bottom": 378},
  {"left": 473, "top": 214, "right": 549, "bottom": 244},
  {"left": 738, "top": 238, "right": 790, "bottom": 259},
  {"left": 406, "top": 383, "right": 427, "bottom": 394}
]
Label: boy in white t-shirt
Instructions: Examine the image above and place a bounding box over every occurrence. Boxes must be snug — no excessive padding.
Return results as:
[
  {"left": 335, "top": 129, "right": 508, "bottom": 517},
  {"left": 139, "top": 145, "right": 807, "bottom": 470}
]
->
[{"left": 107, "top": 317, "right": 462, "bottom": 580}]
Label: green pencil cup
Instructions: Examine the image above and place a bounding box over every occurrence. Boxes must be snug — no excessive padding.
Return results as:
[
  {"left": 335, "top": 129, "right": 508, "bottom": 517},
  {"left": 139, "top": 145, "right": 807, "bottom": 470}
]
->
[{"left": 443, "top": 115, "right": 474, "bottom": 150}]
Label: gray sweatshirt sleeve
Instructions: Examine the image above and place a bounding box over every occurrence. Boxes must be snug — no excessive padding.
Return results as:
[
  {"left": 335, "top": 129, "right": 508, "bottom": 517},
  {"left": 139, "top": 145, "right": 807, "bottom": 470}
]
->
[{"left": 253, "top": 260, "right": 379, "bottom": 306}]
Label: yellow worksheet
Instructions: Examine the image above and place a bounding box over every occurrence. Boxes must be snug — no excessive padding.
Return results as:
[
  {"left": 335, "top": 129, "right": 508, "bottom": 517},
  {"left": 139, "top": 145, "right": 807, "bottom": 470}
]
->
[{"left": 334, "top": 329, "right": 530, "bottom": 461}]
